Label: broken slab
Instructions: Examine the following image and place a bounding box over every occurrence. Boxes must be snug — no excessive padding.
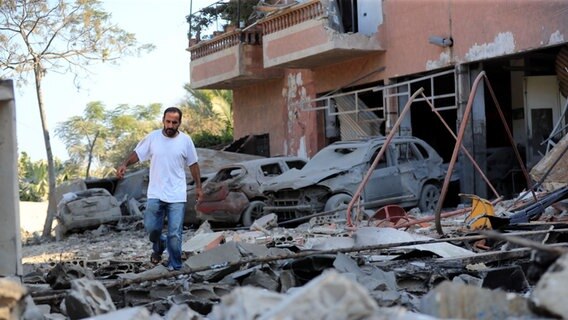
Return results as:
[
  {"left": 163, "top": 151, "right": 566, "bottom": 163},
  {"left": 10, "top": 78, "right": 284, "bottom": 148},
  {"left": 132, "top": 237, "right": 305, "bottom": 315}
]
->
[
  {"left": 64, "top": 278, "right": 116, "bottom": 319},
  {"left": 531, "top": 253, "right": 568, "bottom": 317},
  {"left": 164, "top": 303, "right": 203, "bottom": 320},
  {"left": 0, "top": 278, "right": 27, "bottom": 320},
  {"left": 184, "top": 242, "right": 269, "bottom": 270},
  {"left": 181, "top": 232, "right": 225, "bottom": 254},
  {"left": 250, "top": 213, "right": 278, "bottom": 232},
  {"left": 530, "top": 133, "right": 568, "bottom": 191},
  {"left": 353, "top": 227, "right": 475, "bottom": 258},
  {"left": 208, "top": 286, "right": 284, "bottom": 320},
  {"left": 85, "top": 306, "right": 157, "bottom": 320},
  {"left": 420, "top": 281, "right": 535, "bottom": 319},
  {"left": 260, "top": 270, "right": 379, "bottom": 320}
]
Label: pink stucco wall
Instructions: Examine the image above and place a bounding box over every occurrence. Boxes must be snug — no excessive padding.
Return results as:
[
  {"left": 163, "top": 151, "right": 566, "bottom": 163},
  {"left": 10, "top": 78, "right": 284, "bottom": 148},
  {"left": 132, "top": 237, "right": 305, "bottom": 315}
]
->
[{"left": 227, "top": 0, "right": 568, "bottom": 157}]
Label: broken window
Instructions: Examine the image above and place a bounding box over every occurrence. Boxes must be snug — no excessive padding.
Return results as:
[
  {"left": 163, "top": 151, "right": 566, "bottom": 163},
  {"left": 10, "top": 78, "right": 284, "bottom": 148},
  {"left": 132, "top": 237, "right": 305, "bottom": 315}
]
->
[
  {"left": 370, "top": 148, "right": 388, "bottom": 169},
  {"left": 286, "top": 160, "right": 306, "bottom": 170},
  {"left": 261, "top": 164, "right": 283, "bottom": 177},
  {"left": 396, "top": 142, "right": 421, "bottom": 164}
]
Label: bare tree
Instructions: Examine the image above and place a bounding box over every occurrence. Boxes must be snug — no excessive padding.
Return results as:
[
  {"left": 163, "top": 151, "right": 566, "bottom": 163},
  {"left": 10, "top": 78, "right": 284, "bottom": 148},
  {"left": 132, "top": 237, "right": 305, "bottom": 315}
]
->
[{"left": 0, "top": 0, "right": 154, "bottom": 238}]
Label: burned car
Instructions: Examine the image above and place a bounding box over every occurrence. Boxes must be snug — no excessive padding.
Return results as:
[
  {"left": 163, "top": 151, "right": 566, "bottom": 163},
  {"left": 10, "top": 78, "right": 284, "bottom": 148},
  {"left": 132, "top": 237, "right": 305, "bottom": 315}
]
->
[
  {"left": 184, "top": 172, "right": 215, "bottom": 225},
  {"left": 261, "top": 136, "right": 454, "bottom": 221},
  {"left": 196, "top": 157, "right": 307, "bottom": 226}
]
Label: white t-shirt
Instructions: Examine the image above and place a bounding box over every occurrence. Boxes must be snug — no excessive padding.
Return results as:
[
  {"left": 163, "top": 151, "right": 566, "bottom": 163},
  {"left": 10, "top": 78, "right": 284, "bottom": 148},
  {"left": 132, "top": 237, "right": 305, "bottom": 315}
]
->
[{"left": 135, "top": 130, "right": 198, "bottom": 202}]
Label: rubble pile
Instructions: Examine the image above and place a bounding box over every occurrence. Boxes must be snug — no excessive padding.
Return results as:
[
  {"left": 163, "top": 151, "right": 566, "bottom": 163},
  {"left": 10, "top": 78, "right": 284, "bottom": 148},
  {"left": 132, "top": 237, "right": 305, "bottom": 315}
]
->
[
  {"left": 10, "top": 191, "right": 568, "bottom": 320},
  {"left": 8, "top": 141, "right": 568, "bottom": 320}
]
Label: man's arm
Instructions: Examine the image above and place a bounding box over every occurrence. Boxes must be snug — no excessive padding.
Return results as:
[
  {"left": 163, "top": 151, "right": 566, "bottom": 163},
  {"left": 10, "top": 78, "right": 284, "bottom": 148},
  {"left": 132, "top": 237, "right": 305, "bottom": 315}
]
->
[
  {"left": 189, "top": 162, "right": 203, "bottom": 200},
  {"left": 116, "top": 151, "right": 139, "bottom": 179}
]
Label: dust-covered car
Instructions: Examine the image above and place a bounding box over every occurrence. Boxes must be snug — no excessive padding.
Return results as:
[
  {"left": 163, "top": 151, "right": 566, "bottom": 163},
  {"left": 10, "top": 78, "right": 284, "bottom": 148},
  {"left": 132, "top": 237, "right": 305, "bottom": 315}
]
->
[
  {"left": 261, "top": 136, "right": 455, "bottom": 221},
  {"left": 184, "top": 172, "right": 215, "bottom": 225},
  {"left": 196, "top": 157, "right": 307, "bottom": 226}
]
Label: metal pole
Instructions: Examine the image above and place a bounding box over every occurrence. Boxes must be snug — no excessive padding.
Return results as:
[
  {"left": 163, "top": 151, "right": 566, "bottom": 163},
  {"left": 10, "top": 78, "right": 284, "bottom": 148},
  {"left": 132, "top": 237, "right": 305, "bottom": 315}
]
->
[
  {"left": 434, "top": 72, "right": 485, "bottom": 235},
  {"left": 346, "top": 88, "right": 425, "bottom": 227}
]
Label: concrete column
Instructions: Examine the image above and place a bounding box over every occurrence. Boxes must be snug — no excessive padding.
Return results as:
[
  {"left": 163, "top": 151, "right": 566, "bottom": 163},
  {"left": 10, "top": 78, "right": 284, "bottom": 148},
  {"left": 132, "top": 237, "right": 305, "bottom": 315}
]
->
[
  {"left": 0, "top": 80, "right": 23, "bottom": 277},
  {"left": 456, "top": 64, "right": 488, "bottom": 199},
  {"left": 456, "top": 64, "right": 475, "bottom": 197}
]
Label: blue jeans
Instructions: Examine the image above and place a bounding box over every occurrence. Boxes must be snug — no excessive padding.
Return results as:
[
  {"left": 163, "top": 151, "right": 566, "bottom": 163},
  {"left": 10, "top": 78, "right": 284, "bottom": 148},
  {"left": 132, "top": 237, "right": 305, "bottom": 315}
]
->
[{"left": 144, "top": 199, "right": 185, "bottom": 270}]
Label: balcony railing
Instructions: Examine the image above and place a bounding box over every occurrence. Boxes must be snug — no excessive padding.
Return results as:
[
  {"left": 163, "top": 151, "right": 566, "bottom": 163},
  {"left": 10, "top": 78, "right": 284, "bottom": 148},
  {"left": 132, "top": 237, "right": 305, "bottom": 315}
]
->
[
  {"left": 189, "top": 26, "right": 263, "bottom": 60},
  {"left": 260, "top": 0, "right": 326, "bottom": 35}
]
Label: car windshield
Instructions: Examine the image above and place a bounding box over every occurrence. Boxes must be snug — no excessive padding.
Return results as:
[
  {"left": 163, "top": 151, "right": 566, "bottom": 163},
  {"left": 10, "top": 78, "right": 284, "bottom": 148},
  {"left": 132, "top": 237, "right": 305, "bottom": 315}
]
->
[{"left": 304, "top": 143, "right": 370, "bottom": 170}]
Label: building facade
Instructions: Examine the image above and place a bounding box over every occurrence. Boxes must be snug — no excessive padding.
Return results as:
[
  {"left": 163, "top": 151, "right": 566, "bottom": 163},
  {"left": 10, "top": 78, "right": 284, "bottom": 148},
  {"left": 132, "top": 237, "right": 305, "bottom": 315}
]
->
[{"left": 187, "top": 0, "right": 568, "bottom": 198}]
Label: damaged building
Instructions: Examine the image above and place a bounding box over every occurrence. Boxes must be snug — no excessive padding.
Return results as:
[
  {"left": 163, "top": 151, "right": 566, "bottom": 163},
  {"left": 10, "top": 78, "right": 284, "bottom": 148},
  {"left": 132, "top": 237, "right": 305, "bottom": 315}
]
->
[
  {"left": 3, "top": 1, "right": 568, "bottom": 319},
  {"left": 188, "top": 0, "right": 568, "bottom": 199}
]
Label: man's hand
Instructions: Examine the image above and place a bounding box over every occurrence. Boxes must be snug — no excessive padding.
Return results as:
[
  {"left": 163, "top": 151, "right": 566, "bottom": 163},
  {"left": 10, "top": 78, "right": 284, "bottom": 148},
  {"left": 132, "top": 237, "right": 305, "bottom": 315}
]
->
[
  {"left": 195, "top": 187, "right": 203, "bottom": 201},
  {"left": 116, "top": 164, "right": 127, "bottom": 179}
]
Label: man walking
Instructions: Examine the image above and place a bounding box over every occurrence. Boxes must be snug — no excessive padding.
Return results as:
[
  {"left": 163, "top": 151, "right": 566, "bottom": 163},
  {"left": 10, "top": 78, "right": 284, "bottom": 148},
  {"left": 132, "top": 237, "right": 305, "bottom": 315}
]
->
[{"left": 117, "top": 107, "right": 202, "bottom": 270}]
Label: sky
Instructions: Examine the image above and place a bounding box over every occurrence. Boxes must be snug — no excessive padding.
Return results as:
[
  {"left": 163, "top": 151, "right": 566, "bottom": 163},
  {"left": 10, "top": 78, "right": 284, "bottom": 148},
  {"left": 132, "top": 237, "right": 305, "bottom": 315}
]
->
[{"left": 14, "top": 0, "right": 216, "bottom": 161}]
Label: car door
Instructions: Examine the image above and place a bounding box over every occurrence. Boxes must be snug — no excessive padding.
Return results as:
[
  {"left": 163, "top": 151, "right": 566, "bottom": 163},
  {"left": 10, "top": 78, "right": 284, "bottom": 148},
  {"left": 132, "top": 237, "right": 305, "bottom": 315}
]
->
[
  {"left": 394, "top": 141, "right": 425, "bottom": 199},
  {"left": 363, "top": 143, "right": 403, "bottom": 204}
]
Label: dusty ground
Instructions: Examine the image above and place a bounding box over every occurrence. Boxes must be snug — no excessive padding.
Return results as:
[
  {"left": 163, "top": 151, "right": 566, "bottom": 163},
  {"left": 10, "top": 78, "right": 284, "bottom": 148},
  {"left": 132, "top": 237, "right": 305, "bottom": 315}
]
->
[{"left": 19, "top": 201, "right": 163, "bottom": 268}]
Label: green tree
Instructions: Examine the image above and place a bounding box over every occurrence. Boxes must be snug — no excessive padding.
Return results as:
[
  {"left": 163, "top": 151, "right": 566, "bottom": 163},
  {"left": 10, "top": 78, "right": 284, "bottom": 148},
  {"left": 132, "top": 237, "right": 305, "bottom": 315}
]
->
[
  {"left": 178, "top": 85, "right": 233, "bottom": 147},
  {"left": 103, "top": 103, "right": 161, "bottom": 168},
  {"left": 55, "top": 101, "right": 108, "bottom": 179},
  {"left": 0, "top": 0, "right": 153, "bottom": 237}
]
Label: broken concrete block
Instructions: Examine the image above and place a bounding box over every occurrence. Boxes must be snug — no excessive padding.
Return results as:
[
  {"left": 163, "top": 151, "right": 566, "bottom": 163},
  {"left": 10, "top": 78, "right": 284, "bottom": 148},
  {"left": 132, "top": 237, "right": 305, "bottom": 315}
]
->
[
  {"left": 84, "top": 307, "right": 154, "bottom": 320},
  {"left": 46, "top": 263, "right": 94, "bottom": 289},
  {"left": 171, "top": 283, "right": 232, "bottom": 315},
  {"left": 420, "top": 281, "right": 534, "bottom": 319},
  {"left": 241, "top": 268, "right": 280, "bottom": 291},
  {"left": 531, "top": 253, "right": 568, "bottom": 318},
  {"left": 185, "top": 242, "right": 268, "bottom": 270},
  {"left": 181, "top": 232, "right": 225, "bottom": 254},
  {"left": 302, "top": 236, "right": 354, "bottom": 250},
  {"left": 164, "top": 303, "right": 203, "bottom": 320},
  {"left": 0, "top": 278, "right": 27, "bottom": 320},
  {"left": 209, "top": 286, "right": 284, "bottom": 320},
  {"left": 22, "top": 295, "right": 44, "bottom": 320},
  {"left": 250, "top": 213, "right": 278, "bottom": 232},
  {"left": 353, "top": 227, "right": 474, "bottom": 258},
  {"left": 194, "top": 220, "right": 213, "bottom": 235},
  {"left": 64, "top": 278, "right": 116, "bottom": 319},
  {"left": 333, "top": 253, "right": 397, "bottom": 292},
  {"left": 260, "top": 270, "right": 379, "bottom": 320}
]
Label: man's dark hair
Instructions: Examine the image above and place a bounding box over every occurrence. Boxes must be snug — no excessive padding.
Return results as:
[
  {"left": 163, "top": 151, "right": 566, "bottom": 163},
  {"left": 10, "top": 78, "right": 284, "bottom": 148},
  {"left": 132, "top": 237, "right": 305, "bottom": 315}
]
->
[{"left": 163, "top": 107, "right": 183, "bottom": 121}]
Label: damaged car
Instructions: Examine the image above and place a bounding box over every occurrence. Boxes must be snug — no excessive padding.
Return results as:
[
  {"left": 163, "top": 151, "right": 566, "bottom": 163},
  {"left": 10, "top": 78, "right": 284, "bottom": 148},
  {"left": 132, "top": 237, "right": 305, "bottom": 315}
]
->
[
  {"left": 196, "top": 157, "right": 307, "bottom": 226},
  {"left": 261, "top": 136, "right": 456, "bottom": 221}
]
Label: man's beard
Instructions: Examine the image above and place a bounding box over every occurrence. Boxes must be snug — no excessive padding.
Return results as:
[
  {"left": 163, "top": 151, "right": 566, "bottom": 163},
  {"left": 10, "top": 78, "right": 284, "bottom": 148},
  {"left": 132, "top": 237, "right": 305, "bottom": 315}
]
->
[{"left": 164, "top": 128, "right": 177, "bottom": 137}]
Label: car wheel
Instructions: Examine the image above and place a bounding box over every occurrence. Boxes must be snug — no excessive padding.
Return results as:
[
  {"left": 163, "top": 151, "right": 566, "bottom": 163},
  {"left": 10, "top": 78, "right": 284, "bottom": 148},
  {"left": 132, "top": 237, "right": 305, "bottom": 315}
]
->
[
  {"left": 418, "top": 183, "right": 441, "bottom": 213},
  {"left": 241, "top": 201, "right": 267, "bottom": 227}
]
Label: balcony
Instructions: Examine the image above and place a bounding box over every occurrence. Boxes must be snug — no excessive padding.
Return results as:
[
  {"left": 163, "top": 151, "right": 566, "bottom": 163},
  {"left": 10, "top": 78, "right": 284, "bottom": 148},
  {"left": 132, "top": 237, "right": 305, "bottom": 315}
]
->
[
  {"left": 188, "top": 26, "right": 282, "bottom": 89},
  {"left": 187, "top": 0, "right": 384, "bottom": 88},
  {"left": 258, "top": 0, "right": 384, "bottom": 69}
]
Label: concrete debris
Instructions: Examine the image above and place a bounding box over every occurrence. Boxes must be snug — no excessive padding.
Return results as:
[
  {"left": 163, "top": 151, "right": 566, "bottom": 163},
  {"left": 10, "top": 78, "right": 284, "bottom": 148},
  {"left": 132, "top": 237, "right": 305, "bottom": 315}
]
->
[
  {"left": 531, "top": 253, "right": 568, "bottom": 317},
  {"left": 46, "top": 263, "right": 94, "bottom": 290},
  {"left": 64, "top": 278, "right": 116, "bottom": 319},
  {"left": 164, "top": 303, "right": 203, "bottom": 320},
  {"left": 85, "top": 306, "right": 156, "bottom": 320},
  {"left": 530, "top": 133, "right": 568, "bottom": 191},
  {"left": 420, "top": 281, "right": 535, "bottom": 319},
  {"left": 181, "top": 232, "right": 224, "bottom": 254},
  {"left": 250, "top": 213, "right": 278, "bottom": 232},
  {"left": 19, "top": 173, "right": 568, "bottom": 320},
  {"left": 260, "top": 270, "right": 379, "bottom": 320},
  {"left": 209, "top": 286, "right": 284, "bottom": 320},
  {"left": 0, "top": 278, "right": 27, "bottom": 320},
  {"left": 354, "top": 227, "right": 475, "bottom": 258}
]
